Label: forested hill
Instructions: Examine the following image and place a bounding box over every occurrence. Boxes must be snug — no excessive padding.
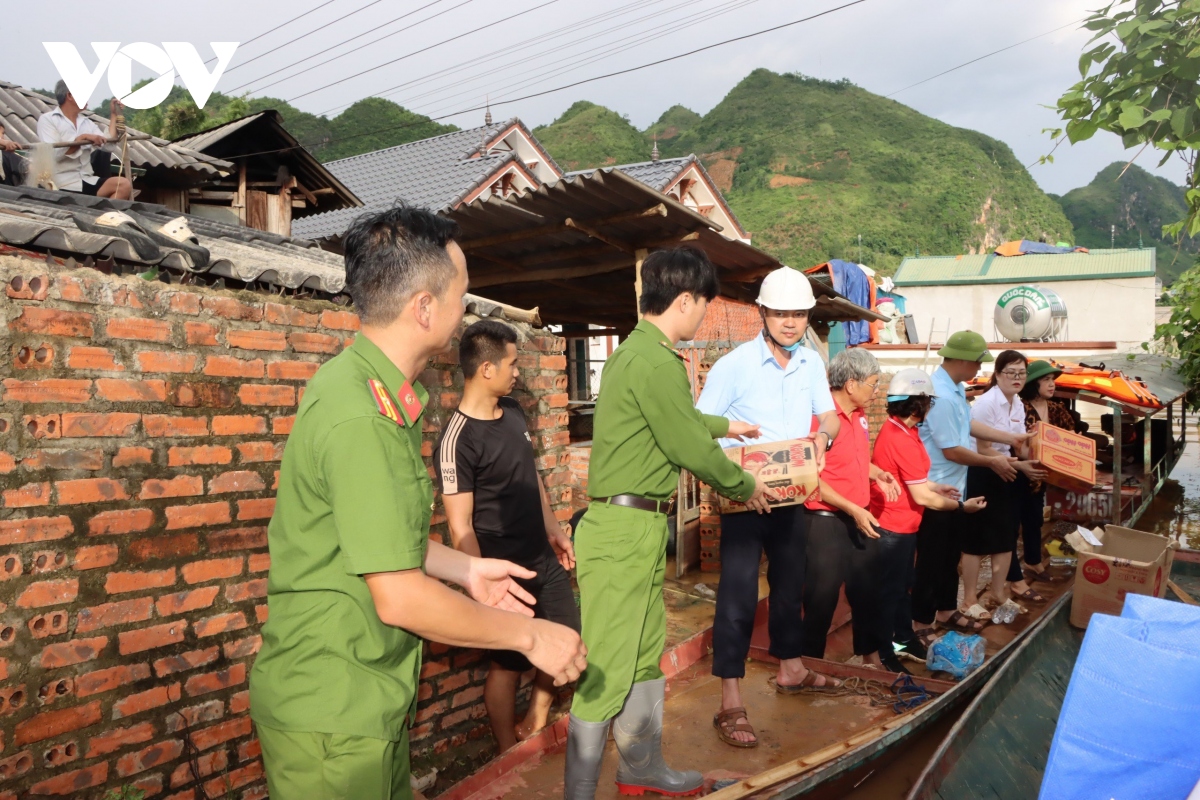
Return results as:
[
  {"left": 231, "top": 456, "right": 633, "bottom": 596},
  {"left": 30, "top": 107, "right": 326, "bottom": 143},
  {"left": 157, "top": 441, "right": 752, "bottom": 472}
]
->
[
  {"left": 533, "top": 69, "right": 1073, "bottom": 274},
  {"left": 1055, "top": 162, "right": 1196, "bottom": 283}
]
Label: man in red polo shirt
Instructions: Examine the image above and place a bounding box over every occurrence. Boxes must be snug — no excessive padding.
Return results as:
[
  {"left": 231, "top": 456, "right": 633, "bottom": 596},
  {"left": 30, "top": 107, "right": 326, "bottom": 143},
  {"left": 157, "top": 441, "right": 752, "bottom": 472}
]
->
[{"left": 803, "top": 349, "right": 903, "bottom": 671}]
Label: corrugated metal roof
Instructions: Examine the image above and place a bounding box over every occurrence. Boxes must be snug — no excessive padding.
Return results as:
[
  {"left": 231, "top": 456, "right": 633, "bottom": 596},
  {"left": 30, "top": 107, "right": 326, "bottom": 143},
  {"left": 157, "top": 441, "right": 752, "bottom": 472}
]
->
[
  {"left": 0, "top": 184, "right": 535, "bottom": 323},
  {"left": 894, "top": 249, "right": 1156, "bottom": 286},
  {"left": 0, "top": 81, "right": 231, "bottom": 181}
]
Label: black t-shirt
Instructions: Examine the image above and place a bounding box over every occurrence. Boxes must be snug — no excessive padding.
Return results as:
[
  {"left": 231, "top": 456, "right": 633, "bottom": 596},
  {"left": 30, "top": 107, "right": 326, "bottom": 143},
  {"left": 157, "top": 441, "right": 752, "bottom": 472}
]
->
[{"left": 436, "top": 396, "right": 552, "bottom": 565}]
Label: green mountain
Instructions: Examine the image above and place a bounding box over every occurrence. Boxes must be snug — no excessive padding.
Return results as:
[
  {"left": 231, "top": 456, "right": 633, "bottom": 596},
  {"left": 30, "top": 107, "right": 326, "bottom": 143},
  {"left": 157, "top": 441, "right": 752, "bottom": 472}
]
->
[
  {"left": 534, "top": 69, "right": 1074, "bottom": 274},
  {"left": 1057, "top": 162, "right": 1196, "bottom": 283}
]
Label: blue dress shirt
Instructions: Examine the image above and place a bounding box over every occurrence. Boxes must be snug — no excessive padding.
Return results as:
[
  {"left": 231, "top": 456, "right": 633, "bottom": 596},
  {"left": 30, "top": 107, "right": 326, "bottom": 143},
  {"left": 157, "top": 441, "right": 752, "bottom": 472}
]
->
[
  {"left": 696, "top": 333, "right": 834, "bottom": 449},
  {"left": 920, "top": 365, "right": 972, "bottom": 495}
]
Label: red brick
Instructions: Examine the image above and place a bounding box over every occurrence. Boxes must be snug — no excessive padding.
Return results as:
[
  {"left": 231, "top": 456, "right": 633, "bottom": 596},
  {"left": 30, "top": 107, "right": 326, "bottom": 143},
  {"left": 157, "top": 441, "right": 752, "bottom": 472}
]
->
[
  {"left": 248, "top": 553, "right": 270, "bottom": 573},
  {"left": 184, "top": 663, "right": 247, "bottom": 697},
  {"left": 114, "top": 448, "right": 156, "bottom": 465},
  {"left": 156, "top": 587, "right": 219, "bottom": 617},
  {"left": 255, "top": 603, "right": 268, "bottom": 623},
  {"left": 230, "top": 690, "right": 251, "bottom": 714},
  {"left": 190, "top": 716, "right": 252, "bottom": 751},
  {"left": 234, "top": 441, "right": 284, "bottom": 463},
  {"left": 227, "top": 330, "right": 286, "bottom": 352},
  {"left": 67, "top": 346, "right": 122, "bottom": 371},
  {"left": 87, "top": 721, "right": 155, "bottom": 758},
  {"left": 76, "top": 597, "right": 155, "bottom": 633},
  {"left": 193, "top": 612, "right": 248, "bottom": 639},
  {"left": 224, "top": 579, "right": 267, "bottom": 604},
  {"left": 14, "top": 700, "right": 101, "bottom": 745},
  {"left": 106, "top": 568, "right": 176, "bottom": 594},
  {"left": 0, "top": 516, "right": 73, "bottom": 546},
  {"left": 27, "top": 610, "right": 69, "bottom": 639},
  {"left": 4, "top": 481, "right": 50, "bottom": 507},
  {"left": 208, "top": 470, "right": 266, "bottom": 494},
  {"left": 202, "top": 296, "right": 262, "bottom": 322},
  {"left": 238, "top": 384, "right": 295, "bottom": 406},
  {"left": 185, "top": 322, "right": 219, "bottom": 346},
  {"left": 266, "top": 360, "right": 320, "bottom": 381},
  {"left": 28, "top": 761, "right": 108, "bottom": 795},
  {"left": 206, "top": 527, "right": 267, "bottom": 553},
  {"left": 165, "top": 291, "right": 202, "bottom": 315},
  {"left": 89, "top": 508, "right": 154, "bottom": 536},
  {"left": 73, "top": 543, "right": 119, "bottom": 570},
  {"left": 11, "top": 307, "right": 94, "bottom": 337},
  {"left": 320, "top": 310, "right": 361, "bottom": 331},
  {"left": 211, "top": 415, "right": 267, "bottom": 436},
  {"left": 168, "top": 446, "right": 232, "bottom": 467},
  {"left": 21, "top": 448, "right": 103, "bottom": 470},
  {"left": 153, "top": 646, "right": 219, "bottom": 678},
  {"left": 3, "top": 378, "right": 91, "bottom": 403},
  {"left": 61, "top": 412, "right": 140, "bottom": 437},
  {"left": 171, "top": 748, "right": 228, "bottom": 788},
  {"left": 23, "top": 413, "right": 61, "bottom": 440},
  {"left": 17, "top": 578, "right": 78, "bottom": 608},
  {"left": 39, "top": 636, "right": 107, "bottom": 669},
  {"left": 144, "top": 415, "right": 208, "bottom": 437},
  {"left": 170, "top": 382, "right": 235, "bottom": 409},
  {"left": 119, "top": 621, "right": 187, "bottom": 655},
  {"left": 202, "top": 760, "right": 262, "bottom": 798},
  {"left": 108, "top": 318, "right": 172, "bottom": 342},
  {"left": 237, "top": 498, "right": 274, "bottom": 521},
  {"left": 0, "top": 451, "right": 15, "bottom": 472},
  {"left": 96, "top": 378, "right": 168, "bottom": 402},
  {"left": 116, "top": 738, "right": 184, "bottom": 777},
  {"left": 202, "top": 355, "right": 264, "bottom": 378},
  {"left": 128, "top": 533, "right": 200, "bottom": 562},
  {"left": 288, "top": 331, "right": 340, "bottom": 353},
  {"left": 140, "top": 474, "right": 204, "bottom": 500},
  {"left": 166, "top": 503, "right": 231, "bottom": 530},
  {"left": 182, "top": 557, "right": 242, "bottom": 585},
  {"left": 165, "top": 699, "right": 224, "bottom": 733},
  {"left": 7, "top": 273, "right": 50, "bottom": 300},
  {"left": 75, "top": 663, "right": 151, "bottom": 698},
  {"left": 112, "top": 683, "right": 181, "bottom": 719},
  {"left": 138, "top": 351, "right": 198, "bottom": 373},
  {"left": 222, "top": 634, "right": 262, "bottom": 660},
  {"left": 56, "top": 478, "right": 129, "bottom": 505},
  {"left": 272, "top": 416, "right": 295, "bottom": 435}
]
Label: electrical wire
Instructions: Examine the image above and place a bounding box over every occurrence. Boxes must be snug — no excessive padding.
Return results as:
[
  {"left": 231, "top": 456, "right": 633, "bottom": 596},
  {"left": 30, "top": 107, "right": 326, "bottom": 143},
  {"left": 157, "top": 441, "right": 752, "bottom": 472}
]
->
[
  {"left": 202, "top": 0, "right": 342, "bottom": 65},
  {"left": 285, "top": 0, "right": 566, "bottom": 103},
  {"left": 224, "top": 0, "right": 389, "bottom": 75}
]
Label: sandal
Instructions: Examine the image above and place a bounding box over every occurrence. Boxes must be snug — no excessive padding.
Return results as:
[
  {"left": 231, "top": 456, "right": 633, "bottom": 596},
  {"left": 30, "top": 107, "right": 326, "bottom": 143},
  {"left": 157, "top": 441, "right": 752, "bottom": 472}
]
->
[
  {"left": 1024, "top": 568, "right": 1067, "bottom": 584},
  {"left": 771, "top": 670, "right": 843, "bottom": 695},
  {"left": 961, "top": 603, "right": 991, "bottom": 621},
  {"left": 1014, "top": 587, "right": 1046, "bottom": 603},
  {"left": 912, "top": 627, "right": 939, "bottom": 650},
  {"left": 713, "top": 707, "right": 758, "bottom": 748},
  {"left": 943, "top": 610, "right": 987, "bottom": 633}
]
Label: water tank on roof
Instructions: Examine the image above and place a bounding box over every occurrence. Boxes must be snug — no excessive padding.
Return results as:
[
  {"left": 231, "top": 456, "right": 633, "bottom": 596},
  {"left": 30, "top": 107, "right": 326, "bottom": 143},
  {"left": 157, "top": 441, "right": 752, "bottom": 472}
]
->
[{"left": 994, "top": 285, "right": 1068, "bottom": 342}]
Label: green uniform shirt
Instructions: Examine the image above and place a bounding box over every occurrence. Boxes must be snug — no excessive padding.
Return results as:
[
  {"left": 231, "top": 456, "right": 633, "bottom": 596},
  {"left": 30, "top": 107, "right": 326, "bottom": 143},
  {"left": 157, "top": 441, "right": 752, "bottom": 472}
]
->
[
  {"left": 250, "top": 335, "right": 432, "bottom": 742},
  {"left": 587, "top": 320, "right": 755, "bottom": 503}
]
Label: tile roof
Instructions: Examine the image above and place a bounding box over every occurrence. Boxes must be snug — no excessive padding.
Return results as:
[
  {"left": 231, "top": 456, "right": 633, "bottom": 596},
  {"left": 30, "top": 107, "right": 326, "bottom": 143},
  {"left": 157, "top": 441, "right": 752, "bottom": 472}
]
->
[
  {"left": 293, "top": 119, "right": 525, "bottom": 240},
  {"left": 0, "top": 184, "right": 537, "bottom": 324},
  {"left": 0, "top": 81, "right": 231, "bottom": 181},
  {"left": 894, "top": 249, "right": 1157, "bottom": 286}
]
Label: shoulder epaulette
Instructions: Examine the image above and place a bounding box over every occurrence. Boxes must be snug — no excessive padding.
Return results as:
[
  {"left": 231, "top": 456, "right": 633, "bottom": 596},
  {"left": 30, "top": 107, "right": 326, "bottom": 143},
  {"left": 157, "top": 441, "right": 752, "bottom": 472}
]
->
[
  {"left": 659, "top": 341, "right": 687, "bottom": 361},
  {"left": 368, "top": 379, "right": 404, "bottom": 426}
]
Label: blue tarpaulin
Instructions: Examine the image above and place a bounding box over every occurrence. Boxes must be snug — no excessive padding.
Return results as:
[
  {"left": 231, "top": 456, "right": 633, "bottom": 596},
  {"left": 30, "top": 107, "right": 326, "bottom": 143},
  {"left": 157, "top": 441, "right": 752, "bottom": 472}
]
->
[
  {"left": 1039, "top": 594, "right": 1200, "bottom": 800},
  {"left": 824, "top": 260, "right": 872, "bottom": 345}
]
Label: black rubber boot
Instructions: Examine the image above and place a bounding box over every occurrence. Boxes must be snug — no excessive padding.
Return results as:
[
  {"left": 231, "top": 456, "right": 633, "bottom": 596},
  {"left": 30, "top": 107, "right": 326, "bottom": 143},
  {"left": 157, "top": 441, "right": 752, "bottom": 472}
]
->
[
  {"left": 564, "top": 714, "right": 609, "bottom": 800},
  {"left": 612, "top": 679, "right": 704, "bottom": 796}
]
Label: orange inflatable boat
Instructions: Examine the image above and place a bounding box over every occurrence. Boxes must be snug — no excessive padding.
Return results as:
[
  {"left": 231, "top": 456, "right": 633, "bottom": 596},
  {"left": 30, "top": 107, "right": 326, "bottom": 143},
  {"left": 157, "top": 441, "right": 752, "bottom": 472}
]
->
[{"left": 968, "top": 361, "right": 1162, "bottom": 409}]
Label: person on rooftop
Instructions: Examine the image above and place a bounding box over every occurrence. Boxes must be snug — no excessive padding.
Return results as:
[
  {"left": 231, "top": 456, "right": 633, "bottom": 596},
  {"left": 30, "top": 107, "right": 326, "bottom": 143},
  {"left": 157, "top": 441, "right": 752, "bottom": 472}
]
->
[
  {"left": 36, "top": 81, "right": 131, "bottom": 199},
  {"left": 0, "top": 122, "right": 25, "bottom": 187}
]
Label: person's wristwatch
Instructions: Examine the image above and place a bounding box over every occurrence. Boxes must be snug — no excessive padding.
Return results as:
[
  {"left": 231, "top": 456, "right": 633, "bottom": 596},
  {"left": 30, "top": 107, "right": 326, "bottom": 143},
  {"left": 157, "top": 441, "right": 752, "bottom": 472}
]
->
[
  {"left": 819, "top": 432, "right": 834, "bottom": 452},
  {"left": 957, "top": 499, "right": 965, "bottom": 512}
]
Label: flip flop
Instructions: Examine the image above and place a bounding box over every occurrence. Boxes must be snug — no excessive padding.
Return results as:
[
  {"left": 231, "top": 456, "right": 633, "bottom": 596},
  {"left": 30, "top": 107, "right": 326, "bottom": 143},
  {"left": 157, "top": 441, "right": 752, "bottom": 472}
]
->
[
  {"left": 713, "top": 707, "right": 758, "bottom": 748},
  {"left": 1014, "top": 587, "right": 1047, "bottom": 603},
  {"left": 770, "top": 670, "right": 843, "bottom": 695},
  {"left": 943, "top": 610, "right": 987, "bottom": 633},
  {"left": 961, "top": 603, "right": 992, "bottom": 621},
  {"left": 911, "top": 628, "right": 939, "bottom": 650}
]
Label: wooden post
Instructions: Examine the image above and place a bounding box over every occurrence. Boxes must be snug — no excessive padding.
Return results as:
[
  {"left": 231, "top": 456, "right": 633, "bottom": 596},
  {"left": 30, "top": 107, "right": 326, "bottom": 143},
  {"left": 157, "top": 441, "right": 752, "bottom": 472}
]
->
[
  {"left": 235, "top": 162, "right": 247, "bottom": 226},
  {"left": 634, "top": 248, "right": 648, "bottom": 319},
  {"left": 1112, "top": 403, "right": 1122, "bottom": 526}
]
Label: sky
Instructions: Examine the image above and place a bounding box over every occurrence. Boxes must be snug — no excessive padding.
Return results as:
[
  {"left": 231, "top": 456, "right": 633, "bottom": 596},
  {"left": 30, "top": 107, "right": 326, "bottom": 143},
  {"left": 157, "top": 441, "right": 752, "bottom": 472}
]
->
[{"left": 7, "top": 0, "right": 1188, "bottom": 196}]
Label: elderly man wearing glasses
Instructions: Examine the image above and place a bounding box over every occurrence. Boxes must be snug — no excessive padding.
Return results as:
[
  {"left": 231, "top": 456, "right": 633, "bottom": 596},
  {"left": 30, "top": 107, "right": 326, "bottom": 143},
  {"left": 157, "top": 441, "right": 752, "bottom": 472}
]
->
[{"left": 801, "top": 348, "right": 906, "bottom": 672}]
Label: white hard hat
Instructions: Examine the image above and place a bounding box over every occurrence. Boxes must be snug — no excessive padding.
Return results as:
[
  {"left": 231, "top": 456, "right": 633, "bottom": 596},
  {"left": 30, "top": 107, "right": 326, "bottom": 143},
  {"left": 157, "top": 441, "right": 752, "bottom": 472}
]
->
[
  {"left": 887, "top": 368, "right": 938, "bottom": 399},
  {"left": 757, "top": 267, "right": 816, "bottom": 311}
]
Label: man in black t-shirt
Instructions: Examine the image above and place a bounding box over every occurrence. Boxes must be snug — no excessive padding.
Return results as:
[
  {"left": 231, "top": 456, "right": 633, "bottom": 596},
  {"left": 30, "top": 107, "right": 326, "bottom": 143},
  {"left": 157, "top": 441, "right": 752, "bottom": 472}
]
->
[{"left": 437, "top": 320, "right": 582, "bottom": 753}]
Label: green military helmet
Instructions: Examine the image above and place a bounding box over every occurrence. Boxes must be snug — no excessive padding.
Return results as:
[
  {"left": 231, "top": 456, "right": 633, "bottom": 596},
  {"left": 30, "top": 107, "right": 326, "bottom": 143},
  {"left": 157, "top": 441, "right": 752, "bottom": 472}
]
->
[
  {"left": 1026, "top": 359, "right": 1063, "bottom": 383},
  {"left": 937, "top": 330, "right": 994, "bottom": 363}
]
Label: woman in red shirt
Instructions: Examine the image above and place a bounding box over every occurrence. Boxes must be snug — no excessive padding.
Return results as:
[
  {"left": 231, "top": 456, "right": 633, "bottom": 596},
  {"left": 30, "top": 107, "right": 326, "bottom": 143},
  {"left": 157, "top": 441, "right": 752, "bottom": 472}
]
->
[{"left": 871, "top": 369, "right": 985, "bottom": 659}]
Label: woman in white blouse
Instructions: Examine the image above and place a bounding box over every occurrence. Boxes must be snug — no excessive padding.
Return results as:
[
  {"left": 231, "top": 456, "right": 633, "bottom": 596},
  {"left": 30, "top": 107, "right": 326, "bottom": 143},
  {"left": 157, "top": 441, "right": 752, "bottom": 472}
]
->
[{"left": 961, "top": 351, "right": 1046, "bottom": 621}]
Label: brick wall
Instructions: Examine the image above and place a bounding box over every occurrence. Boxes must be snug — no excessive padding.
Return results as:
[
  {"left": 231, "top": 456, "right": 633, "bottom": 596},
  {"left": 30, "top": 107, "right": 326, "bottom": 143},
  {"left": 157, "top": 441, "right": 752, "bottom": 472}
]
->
[{"left": 0, "top": 251, "right": 571, "bottom": 798}]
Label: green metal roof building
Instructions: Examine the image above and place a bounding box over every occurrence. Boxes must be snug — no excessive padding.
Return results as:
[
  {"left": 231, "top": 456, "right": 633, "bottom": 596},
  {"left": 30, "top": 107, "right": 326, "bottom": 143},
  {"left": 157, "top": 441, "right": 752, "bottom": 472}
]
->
[{"left": 893, "top": 248, "right": 1156, "bottom": 287}]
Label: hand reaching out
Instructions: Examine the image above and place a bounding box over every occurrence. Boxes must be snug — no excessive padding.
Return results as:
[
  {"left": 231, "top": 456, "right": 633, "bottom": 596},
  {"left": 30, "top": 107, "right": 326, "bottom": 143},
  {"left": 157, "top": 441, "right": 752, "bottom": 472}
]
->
[
  {"left": 874, "top": 471, "right": 902, "bottom": 503},
  {"left": 727, "top": 421, "right": 762, "bottom": 442},
  {"left": 464, "top": 558, "right": 537, "bottom": 617}
]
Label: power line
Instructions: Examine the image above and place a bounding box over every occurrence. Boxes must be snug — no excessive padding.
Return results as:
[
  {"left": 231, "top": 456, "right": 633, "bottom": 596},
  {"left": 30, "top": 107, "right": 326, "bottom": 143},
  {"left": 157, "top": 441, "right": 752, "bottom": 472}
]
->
[
  {"left": 230, "top": 0, "right": 469, "bottom": 94},
  {"left": 202, "top": 0, "right": 341, "bottom": 65},
  {"left": 224, "top": 0, "right": 389, "bottom": 75},
  {"left": 286, "top": 0, "right": 566, "bottom": 103}
]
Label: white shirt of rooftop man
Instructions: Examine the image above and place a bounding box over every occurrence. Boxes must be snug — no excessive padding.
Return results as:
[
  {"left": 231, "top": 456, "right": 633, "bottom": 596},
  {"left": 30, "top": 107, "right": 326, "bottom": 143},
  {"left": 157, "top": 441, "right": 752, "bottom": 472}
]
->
[{"left": 36, "top": 106, "right": 106, "bottom": 192}]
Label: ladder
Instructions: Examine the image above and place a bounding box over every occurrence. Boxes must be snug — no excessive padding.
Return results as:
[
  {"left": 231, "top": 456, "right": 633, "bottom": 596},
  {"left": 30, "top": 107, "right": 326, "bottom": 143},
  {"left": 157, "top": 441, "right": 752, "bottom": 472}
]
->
[{"left": 922, "top": 318, "right": 950, "bottom": 369}]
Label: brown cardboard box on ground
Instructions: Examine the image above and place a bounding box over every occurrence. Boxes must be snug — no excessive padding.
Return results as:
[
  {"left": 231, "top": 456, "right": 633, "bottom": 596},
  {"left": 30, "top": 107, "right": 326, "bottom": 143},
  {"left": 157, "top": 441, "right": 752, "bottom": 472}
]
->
[
  {"left": 1030, "top": 421, "right": 1097, "bottom": 493},
  {"left": 1064, "top": 525, "right": 1175, "bottom": 628},
  {"left": 718, "top": 438, "right": 819, "bottom": 514}
]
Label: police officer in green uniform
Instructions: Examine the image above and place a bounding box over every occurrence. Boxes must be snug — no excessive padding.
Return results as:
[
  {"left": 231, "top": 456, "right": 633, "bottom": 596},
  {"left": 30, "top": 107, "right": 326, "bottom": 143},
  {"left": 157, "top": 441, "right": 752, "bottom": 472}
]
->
[
  {"left": 566, "top": 247, "right": 773, "bottom": 799},
  {"left": 250, "top": 206, "right": 588, "bottom": 800}
]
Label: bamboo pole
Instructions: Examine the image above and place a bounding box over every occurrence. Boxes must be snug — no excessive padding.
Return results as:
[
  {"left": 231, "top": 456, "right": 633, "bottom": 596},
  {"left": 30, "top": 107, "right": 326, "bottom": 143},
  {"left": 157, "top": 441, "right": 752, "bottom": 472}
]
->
[{"left": 1168, "top": 580, "right": 1197, "bottom": 605}]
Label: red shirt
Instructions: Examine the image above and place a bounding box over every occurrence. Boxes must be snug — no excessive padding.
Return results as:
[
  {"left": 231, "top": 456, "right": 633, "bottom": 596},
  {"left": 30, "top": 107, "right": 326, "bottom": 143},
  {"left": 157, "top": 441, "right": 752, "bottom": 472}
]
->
[
  {"left": 806, "top": 404, "right": 871, "bottom": 512},
  {"left": 869, "top": 417, "right": 931, "bottom": 534}
]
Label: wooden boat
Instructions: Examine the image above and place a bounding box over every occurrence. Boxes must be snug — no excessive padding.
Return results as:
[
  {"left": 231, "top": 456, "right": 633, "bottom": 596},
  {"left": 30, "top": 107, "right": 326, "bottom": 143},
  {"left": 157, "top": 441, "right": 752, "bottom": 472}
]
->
[
  {"left": 905, "top": 548, "right": 1200, "bottom": 800},
  {"left": 435, "top": 573, "right": 1076, "bottom": 800}
]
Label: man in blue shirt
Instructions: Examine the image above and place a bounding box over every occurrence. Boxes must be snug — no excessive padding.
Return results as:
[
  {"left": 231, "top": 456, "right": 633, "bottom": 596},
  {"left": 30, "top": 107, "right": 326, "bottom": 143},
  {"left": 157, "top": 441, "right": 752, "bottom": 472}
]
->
[
  {"left": 911, "top": 331, "right": 1025, "bottom": 644},
  {"left": 697, "top": 266, "right": 840, "bottom": 748}
]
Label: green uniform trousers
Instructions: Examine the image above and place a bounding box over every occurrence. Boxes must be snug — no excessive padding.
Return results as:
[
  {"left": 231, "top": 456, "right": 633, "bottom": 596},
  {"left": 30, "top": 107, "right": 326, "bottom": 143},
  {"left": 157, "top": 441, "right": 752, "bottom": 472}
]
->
[
  {"left": 258, "top": 723, "right": 412, "bottom": 800},
  {"left": 571, "top": 502, "right": 669, "bottom": 722}
]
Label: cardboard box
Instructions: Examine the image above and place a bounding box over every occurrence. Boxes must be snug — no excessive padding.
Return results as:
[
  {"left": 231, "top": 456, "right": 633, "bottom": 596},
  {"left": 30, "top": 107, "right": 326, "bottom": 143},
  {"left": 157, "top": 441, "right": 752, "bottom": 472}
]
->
[
  {"left": 1030, "top": 421, "right": 1097, "bottom": 492},
  {"left": 1064, "top": 525, "right": 1175, "bottom": 628},
  {"left": 718, "top": 438, "right": 819, "bottom": 514}
]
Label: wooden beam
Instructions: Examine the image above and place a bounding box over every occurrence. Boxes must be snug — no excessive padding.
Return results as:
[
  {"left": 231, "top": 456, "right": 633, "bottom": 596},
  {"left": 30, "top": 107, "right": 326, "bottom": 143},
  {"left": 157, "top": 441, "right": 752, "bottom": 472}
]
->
[
  {"left": 469, "top": 258, "right": 633, "bottom": 289},
  {"left": 458, "top": 204, "right": 668, "bottom": 251},
  {"left": 564, "top": 218, "right": 635, "bottom": 254},
  {"left": 638, "top": 230, "right": 701, "bottom": 249}
]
